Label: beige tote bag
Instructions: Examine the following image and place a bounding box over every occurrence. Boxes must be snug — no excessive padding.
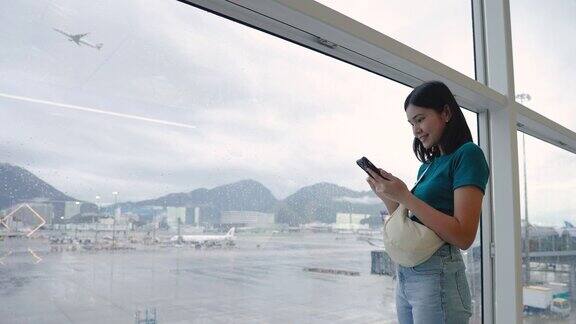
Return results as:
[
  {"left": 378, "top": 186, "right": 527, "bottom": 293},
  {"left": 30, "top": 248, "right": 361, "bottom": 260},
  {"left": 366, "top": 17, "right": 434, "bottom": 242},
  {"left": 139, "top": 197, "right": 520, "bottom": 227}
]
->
[
  {"left": 382, "top": 163, "right": 445, "bottom": 267},
  {"left": 382, "top": 204, "right": 445, "bottom": 267}
]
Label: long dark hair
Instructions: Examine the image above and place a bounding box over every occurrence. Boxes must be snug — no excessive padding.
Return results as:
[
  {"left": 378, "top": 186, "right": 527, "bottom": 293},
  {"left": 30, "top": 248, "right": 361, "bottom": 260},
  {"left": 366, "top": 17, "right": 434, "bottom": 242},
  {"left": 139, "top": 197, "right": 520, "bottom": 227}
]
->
[{"left": 404, "top": 81, "right": 472, "bottom": 163}]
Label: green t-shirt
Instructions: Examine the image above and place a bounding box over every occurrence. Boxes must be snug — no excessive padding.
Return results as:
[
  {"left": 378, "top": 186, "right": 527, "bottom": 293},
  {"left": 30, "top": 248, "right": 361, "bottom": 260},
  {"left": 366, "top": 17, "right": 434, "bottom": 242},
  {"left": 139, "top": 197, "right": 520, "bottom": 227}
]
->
[{"left": 410, "top": 142, "right": 490, "bottom": 224}]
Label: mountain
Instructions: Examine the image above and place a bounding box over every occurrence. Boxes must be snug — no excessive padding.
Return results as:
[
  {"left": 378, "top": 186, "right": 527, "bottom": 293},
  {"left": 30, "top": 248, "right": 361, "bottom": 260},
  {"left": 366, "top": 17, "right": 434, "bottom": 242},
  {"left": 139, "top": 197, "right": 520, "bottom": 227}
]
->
[
  {"left": 279, "top": 182, "right": 382, "bottom": 224},
  {"left": 0, "top": 163, "right": 384, "bottom": 225},
  {"left": 0, "top": 163, "right": 75, "bottom": 209},
  {"left": 124, "top": 180, "right": 383, "bottom": 225},
  {"left": 121, "top": 179, "right": 279, "bottom": 223},
  {"left": 133, "top": 179, "right": 278, "bottom": 211}
]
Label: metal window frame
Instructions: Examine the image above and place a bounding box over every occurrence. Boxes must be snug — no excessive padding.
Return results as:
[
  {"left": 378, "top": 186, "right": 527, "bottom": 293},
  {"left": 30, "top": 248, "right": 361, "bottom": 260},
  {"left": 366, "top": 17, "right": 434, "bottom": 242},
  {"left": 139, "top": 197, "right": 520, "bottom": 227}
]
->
[
  {"left": 179, "top": 1, "right": 576, "bottom": 323},
  {"left": 477, "top": 2, "right": 522, "bottom": 322},
  {"left": 179, "top": 0, "right": 506, "bottom": 113},
  {"left": 472, "top": 1, "right": 495, "bottom": 322},
  {"left": 476, "top": 1, "right": 576, "bottom": 323}
]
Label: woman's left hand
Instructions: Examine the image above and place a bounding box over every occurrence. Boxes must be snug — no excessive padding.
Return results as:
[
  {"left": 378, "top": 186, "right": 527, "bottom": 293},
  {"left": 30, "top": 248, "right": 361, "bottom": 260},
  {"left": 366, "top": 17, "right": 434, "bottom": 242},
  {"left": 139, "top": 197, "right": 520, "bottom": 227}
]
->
[{"left": 366, "top": 168, "right": 411, "bottom": 204}]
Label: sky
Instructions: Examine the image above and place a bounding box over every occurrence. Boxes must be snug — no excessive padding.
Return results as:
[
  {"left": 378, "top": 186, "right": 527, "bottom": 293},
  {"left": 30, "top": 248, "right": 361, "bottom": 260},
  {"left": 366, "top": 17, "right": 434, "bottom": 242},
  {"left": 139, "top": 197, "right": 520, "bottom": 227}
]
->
[{"left": 0, "top": 0, "right": 574, "bottom": 226}]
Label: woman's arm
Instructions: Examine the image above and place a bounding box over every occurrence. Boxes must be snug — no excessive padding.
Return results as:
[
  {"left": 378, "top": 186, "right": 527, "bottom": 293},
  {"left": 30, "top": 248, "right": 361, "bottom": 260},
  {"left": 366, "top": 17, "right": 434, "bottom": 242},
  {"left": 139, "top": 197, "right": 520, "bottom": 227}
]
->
[
  {"left": 401, "top": 185, "right": 484, "bottom": 250},
  {"left": 365, "top": 168, "right": 484, "bottom": 250},
  {"left": 381, "top": 197, "right": 400, "bottom": 216}
]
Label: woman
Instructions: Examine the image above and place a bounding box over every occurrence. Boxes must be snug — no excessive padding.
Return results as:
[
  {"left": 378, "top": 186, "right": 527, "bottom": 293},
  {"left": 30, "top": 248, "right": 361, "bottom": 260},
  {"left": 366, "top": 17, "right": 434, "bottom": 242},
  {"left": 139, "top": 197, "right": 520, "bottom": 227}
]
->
[{"left": 366, "top": 81, "right": 489, "bottom": 324}]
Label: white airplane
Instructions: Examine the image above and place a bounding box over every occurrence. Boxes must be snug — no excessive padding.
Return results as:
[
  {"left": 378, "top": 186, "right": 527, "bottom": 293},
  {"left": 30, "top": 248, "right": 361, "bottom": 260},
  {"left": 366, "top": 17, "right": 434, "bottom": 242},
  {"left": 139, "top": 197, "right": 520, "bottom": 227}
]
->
[
  {"left": 170, "top": 227, "right": 235, "bottom": 247},
  {"left": 53, "top": 28, "right": 103, "bottom": 50}
]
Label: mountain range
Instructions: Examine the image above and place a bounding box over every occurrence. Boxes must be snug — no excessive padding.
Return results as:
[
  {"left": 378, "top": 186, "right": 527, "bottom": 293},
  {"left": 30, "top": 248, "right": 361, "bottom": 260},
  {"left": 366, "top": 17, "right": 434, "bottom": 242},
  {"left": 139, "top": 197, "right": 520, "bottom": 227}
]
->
[{"left": 0, "top": 163, "right": 384, "bottom": 224}]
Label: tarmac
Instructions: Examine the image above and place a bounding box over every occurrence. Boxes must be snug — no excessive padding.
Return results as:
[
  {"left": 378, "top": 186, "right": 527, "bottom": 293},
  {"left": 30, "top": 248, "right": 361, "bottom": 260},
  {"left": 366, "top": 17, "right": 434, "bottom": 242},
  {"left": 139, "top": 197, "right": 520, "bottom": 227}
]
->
[
  {"left": 4, "top": 231, "right": 576, "bottom": 323},
  {"left": 1, "top": 232, "right": 399, "bottom": 323}
]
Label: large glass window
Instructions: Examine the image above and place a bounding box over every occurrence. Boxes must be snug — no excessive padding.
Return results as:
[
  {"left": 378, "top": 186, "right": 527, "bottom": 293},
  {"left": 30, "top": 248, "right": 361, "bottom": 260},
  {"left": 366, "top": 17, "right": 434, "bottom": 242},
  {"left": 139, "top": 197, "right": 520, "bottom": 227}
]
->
[
  {"left": 315, "top": 0, "right": 476, "bottom": 78},
  {"left": 510, "top": 0, "right": 576, "bottom": 131},
  {"left": 0, "top": 0, "right": 482, "bottom": 322},
  {"left": 519, "top": 133, "right": 576, "bottom": 322}
]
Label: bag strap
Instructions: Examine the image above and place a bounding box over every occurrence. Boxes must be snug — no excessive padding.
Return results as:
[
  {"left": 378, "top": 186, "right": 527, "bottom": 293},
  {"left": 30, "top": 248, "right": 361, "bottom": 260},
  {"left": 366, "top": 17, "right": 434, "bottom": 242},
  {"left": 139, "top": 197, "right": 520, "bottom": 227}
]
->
[
  {"left": 412, "top": 162, "right": 432, "bottom": 191},
  {"left": 408, "top": 163, "right": 432, "bottom": 223},
  {"left": 382, "top": 163, "right": 432, "bottom": 221}
]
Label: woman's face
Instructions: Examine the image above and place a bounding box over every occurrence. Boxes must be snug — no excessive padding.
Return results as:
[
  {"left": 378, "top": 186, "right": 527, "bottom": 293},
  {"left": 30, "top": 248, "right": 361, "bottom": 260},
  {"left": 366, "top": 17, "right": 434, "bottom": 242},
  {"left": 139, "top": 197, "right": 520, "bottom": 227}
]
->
[{"left": 405, "top": 104, "right": 451, "bottom": 151}]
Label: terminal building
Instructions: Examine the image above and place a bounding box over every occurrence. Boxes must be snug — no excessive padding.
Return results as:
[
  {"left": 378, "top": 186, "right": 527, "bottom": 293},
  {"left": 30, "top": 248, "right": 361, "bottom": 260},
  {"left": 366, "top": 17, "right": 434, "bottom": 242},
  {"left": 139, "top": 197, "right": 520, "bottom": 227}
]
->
[
  {"left": 220, "top": 211, "right": 275, "bottom": 229},
  {"left": 166, "top": 207, "right": 186, "bottom": 230},
  {"left": 64, "top": 201, "right": 82, "bottom": 219},
  {"left": 166, "top": 206, "right": 202, "bottom": 230},
  {"left": 333, "top": 212, "right": 370, "bottom": 232}
]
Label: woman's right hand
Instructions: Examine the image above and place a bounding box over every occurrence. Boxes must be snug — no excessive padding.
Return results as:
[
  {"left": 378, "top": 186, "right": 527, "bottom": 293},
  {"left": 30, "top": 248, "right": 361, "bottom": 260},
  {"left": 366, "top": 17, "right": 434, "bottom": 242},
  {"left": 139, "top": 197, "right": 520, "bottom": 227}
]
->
[
  {"left": 365, "top": 168, "right": 389, "bottom": 200},
  {"left": 366, "top": 168, "right": 399, "bottom": 213}
]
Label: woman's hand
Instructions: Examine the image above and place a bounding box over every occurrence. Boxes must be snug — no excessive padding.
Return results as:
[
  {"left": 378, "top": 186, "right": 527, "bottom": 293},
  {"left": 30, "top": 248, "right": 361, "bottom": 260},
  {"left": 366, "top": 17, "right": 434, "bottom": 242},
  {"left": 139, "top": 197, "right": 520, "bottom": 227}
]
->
[{"left": 366, "top": 168, "right": 411, "bottom": 205}]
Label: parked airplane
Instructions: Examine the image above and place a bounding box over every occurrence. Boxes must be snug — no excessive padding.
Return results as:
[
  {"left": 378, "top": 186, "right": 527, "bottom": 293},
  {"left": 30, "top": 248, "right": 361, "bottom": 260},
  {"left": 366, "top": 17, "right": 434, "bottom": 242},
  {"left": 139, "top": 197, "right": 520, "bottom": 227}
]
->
[
  {"left": 170, "top": 227, "right": 235, "bottom": 247},
  {"left": 53, "top": 28, "right": 103, "bottom": 50}
]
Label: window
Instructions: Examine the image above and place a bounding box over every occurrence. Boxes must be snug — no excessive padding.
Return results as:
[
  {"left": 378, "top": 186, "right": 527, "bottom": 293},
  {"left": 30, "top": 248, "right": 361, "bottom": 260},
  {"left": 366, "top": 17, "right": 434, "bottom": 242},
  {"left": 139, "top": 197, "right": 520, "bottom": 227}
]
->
[
  {"left": 518, "top": 133, "right": 576, "bottom": 322},
  {"left": 510, "top": 0, "right": 576, "bottom": 131},
  {"left": 0, "top": 0, "right": 484, "bottom": 322},
  {"left": 315, "top": 0, "right": 476, "bottom": 78}
]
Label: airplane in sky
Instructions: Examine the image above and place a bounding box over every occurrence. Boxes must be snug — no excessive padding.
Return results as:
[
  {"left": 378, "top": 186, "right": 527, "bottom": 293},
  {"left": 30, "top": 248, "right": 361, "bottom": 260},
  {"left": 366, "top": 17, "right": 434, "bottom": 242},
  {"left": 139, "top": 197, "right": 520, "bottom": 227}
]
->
[
  {"left": 53, "top": 28, "right": 103, "bottom": 50},
  {"left": 170, "top": 227, "right": 235, "bottom": 247}
]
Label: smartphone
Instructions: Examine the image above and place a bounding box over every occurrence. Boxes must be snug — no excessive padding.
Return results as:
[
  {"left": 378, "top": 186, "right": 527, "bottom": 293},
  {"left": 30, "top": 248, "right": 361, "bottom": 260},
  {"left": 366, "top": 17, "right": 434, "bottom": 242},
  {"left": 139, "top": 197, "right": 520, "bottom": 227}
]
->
[{"left": 356, "top": 156, "right": 389, "bottom": 180}]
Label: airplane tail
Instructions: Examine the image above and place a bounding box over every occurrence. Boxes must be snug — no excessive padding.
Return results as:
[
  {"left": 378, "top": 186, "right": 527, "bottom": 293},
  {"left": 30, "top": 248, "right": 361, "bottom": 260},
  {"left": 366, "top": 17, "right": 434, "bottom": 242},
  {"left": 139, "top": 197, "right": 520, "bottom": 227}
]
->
[
  {"left": 226, "top": 227, "right": 235, "bottom": 237},
  {"left": 95, "top": 43, "right": 103, "bottom": 50},
  {"left": 565, "top": 221, "right": 574, "bottom": 228}
]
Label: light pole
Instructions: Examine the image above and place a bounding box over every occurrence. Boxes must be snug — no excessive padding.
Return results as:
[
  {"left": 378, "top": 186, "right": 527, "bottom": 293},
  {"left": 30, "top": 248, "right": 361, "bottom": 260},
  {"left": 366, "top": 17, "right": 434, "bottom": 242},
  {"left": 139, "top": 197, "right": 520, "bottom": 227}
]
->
[
  {"left": 516, "top": 93, "right": 531, "bottom": 284},
  {"left": 112, "top": 191, "right": 118, "bottom": 248},
  {"left": 74, "top": 201, "right": 80, "bottom": 240},
  {"left": 92, "top": 195, "right": 100, "bottom": 224},
  {"left": 112, "top": 192, "right": 119, "bottom": 219},
  {"left": 95, "top": 195, "right": 101, "bottom": 218},
  {"left": 95, "top": 195, "right": 100, "bottom": 243}
]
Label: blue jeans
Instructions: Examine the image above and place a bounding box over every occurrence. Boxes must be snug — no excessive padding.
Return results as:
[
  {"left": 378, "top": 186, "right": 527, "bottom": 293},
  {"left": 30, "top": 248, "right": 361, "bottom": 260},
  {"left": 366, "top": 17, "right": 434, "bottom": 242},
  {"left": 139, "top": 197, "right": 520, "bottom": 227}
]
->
[{"left": 395, "top": 244, "right": 472, "bottom": 324}]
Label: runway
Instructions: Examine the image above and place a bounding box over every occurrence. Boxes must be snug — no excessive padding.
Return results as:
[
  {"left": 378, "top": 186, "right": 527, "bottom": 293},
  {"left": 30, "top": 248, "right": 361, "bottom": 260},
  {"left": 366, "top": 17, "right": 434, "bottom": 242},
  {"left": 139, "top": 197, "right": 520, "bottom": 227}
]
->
[{"left": 0, "top": 233, "right": 398, "bottom": 323}]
